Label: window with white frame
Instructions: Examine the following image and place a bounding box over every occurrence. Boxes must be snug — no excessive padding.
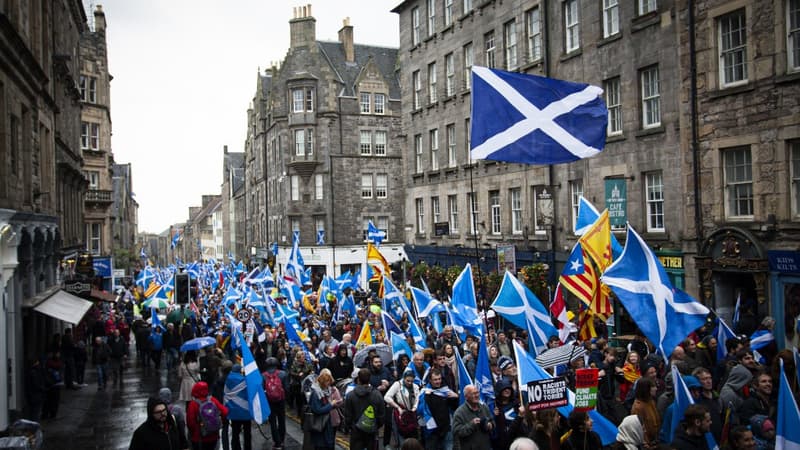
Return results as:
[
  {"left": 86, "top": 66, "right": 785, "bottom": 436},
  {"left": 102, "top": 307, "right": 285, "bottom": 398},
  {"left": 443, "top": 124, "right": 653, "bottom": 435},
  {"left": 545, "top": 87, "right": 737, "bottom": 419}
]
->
[
  {"left": 80, "top": 76, "right": 97, "bottom": 103},
  {"left": 361, "top": 174, "right": 373, "bottom": 198},
  {"left": 504, "top": 20, "right": 518, "bottom": 70},
  {"left": 412, "top": 7, "right": 421, "bottom": 46},
  {"left": 81, "top": 122, "right": 100, "bottom": 150},
  {"left": 81, "top": 122, "right": 90, "bottom": 149},
  {"left": 360, "top": 131, "right": 372, "bottom": 155},
  {"left": 427, "top": 0, "right": 436, "bottom": 36},
  {"left": 565, "top": 0, "right": 580, "bottom": 53},
  {"left": 463, "top": 43, "right": 473, "bottom": 89},
  {"left": 570, "top": 179, "right": 584, "bottom": 232},
  {"left": 377, "top": 216, "right": 389, "bottom": 240},
  {"left": 291, "top": 175, "right": 300, "bottom": 201},
  {"left": 526, "top": 7, "right": 542, "bottom": 62},
  {"left": 448, "top": 195, "right": 459, "bottom": 232},
  {"left": 360, "top": 92, "right": 371, "bottom": 113},
  {"left": 375, "top": 174, "right": 388, "bottom": 198},
  {"left": 291, "top": 87, "right": 314, "bottom": 113},
  {"left": 463, "top": 0, "right": 472, "bottom": 14},
  {"left": 468, "top": 192, "right": 479, "bottom": 235},
  {"left": 375, "top": 131, "right": 387, "bottom": 156},
  {"left": 718, "top": 9, "right": 748, "bottom": 87},
  {"left": 510, "top": 188, "right": 522, "bottom": 234},
  {"left": 641, "top": 66, "right": 661, "bottom": 128},
  {"left": 315, "top": 174, "right": 324, "bottom": 200},
  {"left": 413, "top": 71, "right": 421, "bottom": 109},
  {"left": 430, "top": 128, "right": 439, "bottom": 170},
  {"left": 445, "top": 53, "right": 455, "bottom": 96},
  {"left": 603, "top": 0, "right": 620, "bottom": 38},
  {"left": 605, "top": 77, "right": 622, "bottom": 135},
  {"left": 428, "top": 62, "right": 438, "bottom": 104},
  {"left": 490, "top": 190, "right": 501, "bottom": 234},
  {"left": 447, "top": 124, "right": 457, "bottom": 167},
  {"left": 724, "top": 146, "right": 753, "bottom": 218},
  {"left": 445, "top": 0, "right": 453, "bottom": 27},
  {"left": 645, "top": 171, "right": 665, "bottom": 232},
  {"left": 639, "top": 0, "right": 657, "bottom": 15},
  {"left": 362, "top": 216, "right": 374, "bottom": 240},
  {"left": 291, "top": 217, "right": 300, "bottom": 235},
  {"left": 789, "top": 0, "right": 800, "bottom": 72},
  {"left": 86, "top": 170, "right": 100, "bottom": 189},
  {"left": 87, "top": 223, "right": 101, "bottom": 254},
  {"left": 374, "top": 93, "right": 386, "bottom": 114},
  {"left": 416, "top": 198, "right": 425, "bottom": 233},
  {"left": 485, "top": 31, "right": 496, "bottom": 68},
  {"left": 294, "top": 129, "right": 313, "bottom": 156},
  {"left": 415, "top": 134, "right": 423, "bottom": 173},
  {"left": 791, "top": 140, "right": 800, "bottom": 216},
  {"left": 432, "top": 196, "right": 441, "bottom": 225},
  {"left": 315, "top": 217, "right": 325, "bottom": 234}
]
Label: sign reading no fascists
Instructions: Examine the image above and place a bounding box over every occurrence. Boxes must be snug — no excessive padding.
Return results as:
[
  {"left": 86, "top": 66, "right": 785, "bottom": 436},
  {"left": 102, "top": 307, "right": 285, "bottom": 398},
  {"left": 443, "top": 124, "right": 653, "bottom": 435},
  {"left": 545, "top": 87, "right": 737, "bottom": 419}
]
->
[{"left": 525, "top": 377, "right": 568, "bottom": 411}]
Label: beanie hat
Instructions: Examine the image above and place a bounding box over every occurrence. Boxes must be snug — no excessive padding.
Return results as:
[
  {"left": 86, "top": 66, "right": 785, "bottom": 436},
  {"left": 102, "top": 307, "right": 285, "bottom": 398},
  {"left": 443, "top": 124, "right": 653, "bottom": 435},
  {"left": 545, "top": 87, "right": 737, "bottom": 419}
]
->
[{"left": 498, "top": 356, "right": 514, "bottom": 371}]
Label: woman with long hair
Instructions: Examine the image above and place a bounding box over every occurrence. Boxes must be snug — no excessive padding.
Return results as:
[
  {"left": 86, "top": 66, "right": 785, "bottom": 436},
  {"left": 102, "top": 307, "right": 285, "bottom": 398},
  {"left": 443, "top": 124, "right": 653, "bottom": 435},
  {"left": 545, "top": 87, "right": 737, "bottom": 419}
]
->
[
  {"left": 308, "top": 369, "right": 342, "bottom": 450},
  {"left": 561, "top": 410, "right": 602, "bottom": 450},
  {"left": 619, "top": 351, "right": 641, "bottom": 402},
  {"left": 532, "top": 408, "right": 560, "bottom": 450},
  {"left": 177, "top": 351, "right": 200, "bottom": 407},
  {"left": 630, "top": 377, "right": 661, "bottom": 448}
]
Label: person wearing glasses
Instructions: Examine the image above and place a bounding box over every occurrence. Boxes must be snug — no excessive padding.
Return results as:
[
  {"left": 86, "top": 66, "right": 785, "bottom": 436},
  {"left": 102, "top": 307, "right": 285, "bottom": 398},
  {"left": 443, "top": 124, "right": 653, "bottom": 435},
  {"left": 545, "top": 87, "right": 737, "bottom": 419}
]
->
[{"left": 129, "top": 397, "right": 189, "bottom": 450}]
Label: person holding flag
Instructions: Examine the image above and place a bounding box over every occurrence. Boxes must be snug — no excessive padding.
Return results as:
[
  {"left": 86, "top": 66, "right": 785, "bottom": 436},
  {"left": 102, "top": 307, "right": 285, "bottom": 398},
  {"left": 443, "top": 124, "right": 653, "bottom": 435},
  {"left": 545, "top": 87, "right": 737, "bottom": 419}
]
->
[
  {"left": 224, "top": 363, "right": 254, "bottom": 450},
  {"left": 421, "top": 368, "right": 459, "bottom": 450}
]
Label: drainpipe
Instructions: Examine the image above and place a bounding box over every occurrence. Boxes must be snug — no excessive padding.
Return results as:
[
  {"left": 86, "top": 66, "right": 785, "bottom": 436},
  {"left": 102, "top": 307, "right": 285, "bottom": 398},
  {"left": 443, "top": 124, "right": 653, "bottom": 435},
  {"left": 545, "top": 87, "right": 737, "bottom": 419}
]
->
[
  {"left": 689, "top": 0, "right": 702, "bottom": 254},
  {"left": 544, "top": 0, "right": 559, "bottom": 287}
]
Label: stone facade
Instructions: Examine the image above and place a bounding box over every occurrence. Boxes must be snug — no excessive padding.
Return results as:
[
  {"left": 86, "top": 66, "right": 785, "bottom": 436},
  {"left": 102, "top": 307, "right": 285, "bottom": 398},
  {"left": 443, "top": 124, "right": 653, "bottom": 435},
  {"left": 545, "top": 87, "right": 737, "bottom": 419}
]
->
[
  {"left": 220, "top": 145, "right": 244, "bottom": 260},
  {"left": 111, "top": 163, "right": 139, "bottom": 262}
]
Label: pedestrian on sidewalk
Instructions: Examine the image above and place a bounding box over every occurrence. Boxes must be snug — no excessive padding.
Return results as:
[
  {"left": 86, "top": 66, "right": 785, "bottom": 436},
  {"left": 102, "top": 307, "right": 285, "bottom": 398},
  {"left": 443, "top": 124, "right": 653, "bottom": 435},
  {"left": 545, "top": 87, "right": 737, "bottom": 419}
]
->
[
  {"left": 179, "top": 352, "right": 202, "bottom": 407},
  {"left": 61, "top": 328, "right": 79, "bottom": 390},
  {"left": 109, "top": 329, "right": 128, "bottom": 387},
  {"left": 164, "top": 323, "right": 181, "bottom": 373},
  {"left": 263, "top": 357, "right": 288, "bottom": 449},
  {"left": 344, "top": 368, "right": 385, "bottom": 450},
  {"left": 159, "top": 387, "right": 187, "bottom": 440},
  {"left": 93, "top": 336, "right": 112, "bottom": 390},
  {"left": 42, "top": 351, "right": 64, "bottom": 419},
  {"left": 24, "top": 358, "right": 47, "bottom": 422},
  {"left": 134, "top": 319, "right": 150, "bottom": 369},
  {"left": 149, "top": 326, "right": 164, "bottom": 371},
  {"left": 186, "top": 381, "right": 229, "bottom": 450},
  {"left": 224, "top": 364, "right": 253, "bottom": 450},
  {"left": 74, "top": 340, "right": 88, "bottom": 386},
  {"left": 129, "top": 396, "right": 190, "bottom": 450}
]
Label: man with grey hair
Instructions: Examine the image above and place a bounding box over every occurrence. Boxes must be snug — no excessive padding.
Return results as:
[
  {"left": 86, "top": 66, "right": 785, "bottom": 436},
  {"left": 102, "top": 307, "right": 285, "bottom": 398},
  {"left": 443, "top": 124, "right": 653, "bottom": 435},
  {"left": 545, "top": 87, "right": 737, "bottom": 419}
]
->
[
  {"left": 510, "top": 437, "right": 539, "bottom": 450},
  {"left": 452, "top": 385, "right": 494, "bottom": 450}
]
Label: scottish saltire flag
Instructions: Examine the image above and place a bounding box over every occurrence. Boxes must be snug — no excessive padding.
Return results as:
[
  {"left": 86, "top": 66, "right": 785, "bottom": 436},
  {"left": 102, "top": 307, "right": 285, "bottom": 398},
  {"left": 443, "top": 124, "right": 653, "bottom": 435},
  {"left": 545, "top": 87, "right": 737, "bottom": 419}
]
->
[
  {"left": 150, "top": 307, "right": 164, "bottom": 330},
  {"left": 491, "top": 271, "right": 557, "bottom": 354},
  {"left": 292, "top": 230, "right": 300, "bottom": 243},
  {"left": 391, "top": 331, "right": 414, "bottom": 362},
  {"left": 715, "top": 317, "right": 736, "bottom": 361},
  {"left": 140, "top": 247, "right": 147, "bottom": 260},
  {"left": 316, "top": 230, "right": 325, "bottom": 246},
  {"left": 382, "top": 311, "right": 404, "bottom": 337},
  {"left": 382, "top": 276, "right": 408, "bottom": 322},
  {"left": 280, "top": 280, "right": 303, "bottom": 309},
  {"left": 513, "top": 341, "right": 618, "bottom": 445},
  {"left": 367, "top": 220, "right": 386, "bottom": 246},
  {"left": 749, "top": 330, "right": 775, "bottom": 351},
  {"left": 575, "top": 196, "right": 623, "bottom": 257},
  {"left": 235, "top": 329, "right": 270, "bottom": 423},
  {"left": 223, "top": 286, "right": 242, "bottom": 308},
  {"left": 171, "top": 229, "right": 182, "bottom": 249},
  {"left": 450, "top": 264, "right": 483, "bottom": 336},
  {"left": 470, "top": 66, "right": 607, "bottom": 165},
  {"left": 335, "top": 271, "right": 352, "bottom": 291},
  {"left": 454, "top": 349, "right": 473, "bottom": 403},
  {"left": 777, "top": 359, "right": 800, "bottom": 450},
  {"left": 601, "top": 225, "right": 710, "bottom": 358},
  {"left": 136, "top": 266, "right": 156, "bottom": 289},
  {"left": 284, "top": 235, "right": 305, "bottom": 286},
  {"left": 417, "top": 389, "right": 437, "bottom": 430},
  {"left": 732, "top": 293, "right": 741, "bottom": 330},
  {"left": 474, "top": 329, "right": 495, "bottom": 408},
  {"left": 223, "top": 370, "right": 251, "bottom": 420},
  {"left": 339, "top": 293, "right": 358, "bottom": 318},
  {"left": 410, "top": 285, "right": 444, "bottom": 318}
]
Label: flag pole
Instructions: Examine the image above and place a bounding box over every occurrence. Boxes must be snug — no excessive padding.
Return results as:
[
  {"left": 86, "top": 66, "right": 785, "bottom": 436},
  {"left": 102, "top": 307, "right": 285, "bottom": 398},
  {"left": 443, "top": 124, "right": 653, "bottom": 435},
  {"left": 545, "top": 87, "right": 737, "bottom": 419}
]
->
[{"left": 468, "top": 150, "right": 485, "bottom": 312}]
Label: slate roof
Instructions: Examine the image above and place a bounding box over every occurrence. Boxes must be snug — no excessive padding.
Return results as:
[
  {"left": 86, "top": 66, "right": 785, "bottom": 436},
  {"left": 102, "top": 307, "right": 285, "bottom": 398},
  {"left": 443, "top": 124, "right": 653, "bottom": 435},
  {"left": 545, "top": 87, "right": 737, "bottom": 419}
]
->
[{"left": 317, "top": 41, "right": 400, "bottom": 99}]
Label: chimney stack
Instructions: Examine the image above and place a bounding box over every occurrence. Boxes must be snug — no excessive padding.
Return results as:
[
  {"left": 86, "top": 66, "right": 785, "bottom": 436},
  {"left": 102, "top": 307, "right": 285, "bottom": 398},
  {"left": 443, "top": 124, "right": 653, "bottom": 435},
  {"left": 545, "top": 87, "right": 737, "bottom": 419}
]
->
[
  {"left": 94, "top": 5, "right": 106, "bottom": 33},
  {"left": 338, "top": 17, "right": 354, "bottom": 63},
  {"left": 289, "top": 3, "right": 316, "bottom": 50}
]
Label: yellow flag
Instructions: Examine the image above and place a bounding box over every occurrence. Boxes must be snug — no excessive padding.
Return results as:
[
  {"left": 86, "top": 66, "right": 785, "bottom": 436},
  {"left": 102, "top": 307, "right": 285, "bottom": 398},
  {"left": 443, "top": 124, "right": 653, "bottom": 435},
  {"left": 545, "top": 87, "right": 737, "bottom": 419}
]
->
[
  {"left": 356, "top": 321, "right": 373, "bottom": 349},
  {"left": 367, "top": 243, "right": 391, "bottom": 277},
  {"left": 578, "top": 209, "right": 613, "bottom": 272}
]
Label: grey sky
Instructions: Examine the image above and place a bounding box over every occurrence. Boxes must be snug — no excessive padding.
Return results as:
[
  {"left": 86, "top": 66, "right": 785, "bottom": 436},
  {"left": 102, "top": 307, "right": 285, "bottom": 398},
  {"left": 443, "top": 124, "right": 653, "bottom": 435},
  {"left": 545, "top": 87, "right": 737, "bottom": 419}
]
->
[{"left": 97, "top": 1, "right": 400, "bottom": 233}]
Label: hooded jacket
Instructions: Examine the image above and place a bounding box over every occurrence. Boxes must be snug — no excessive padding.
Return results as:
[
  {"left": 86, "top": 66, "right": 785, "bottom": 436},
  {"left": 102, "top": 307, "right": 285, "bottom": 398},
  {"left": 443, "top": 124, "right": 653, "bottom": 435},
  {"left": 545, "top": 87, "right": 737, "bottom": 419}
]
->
[
  {"left": 129, "top": 397, "right": 189, "bottom": 450},
  {"left": 186, "top": 381, "right": 229, "bottom": 443},
  {"left": 616, "top": 415, "right": 645, "bottom": 450},
  {"left": 344, "top": 383, "right": 385, "bottom": 432},
  {"left": 670, "top": 424, "right": 711, "bottom": 450},
  {"left": 158, "top": 387, "right": 186, "bottom": 436},
  {"left": 720, "top": 364, "right": 753, "bottom": 416}
]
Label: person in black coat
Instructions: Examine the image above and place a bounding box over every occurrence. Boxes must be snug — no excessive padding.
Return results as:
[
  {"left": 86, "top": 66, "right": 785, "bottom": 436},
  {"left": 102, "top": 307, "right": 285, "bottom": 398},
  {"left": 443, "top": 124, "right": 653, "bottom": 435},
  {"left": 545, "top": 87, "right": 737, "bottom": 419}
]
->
[
  {"left": 561, "top": 410, "right": 602, "bottom": 450},
  {"left": 129, "top": 397, "right": 189, "bottom": 450},
  {"left": 671, "top": 404, "right": 712, "bottom": 450}
]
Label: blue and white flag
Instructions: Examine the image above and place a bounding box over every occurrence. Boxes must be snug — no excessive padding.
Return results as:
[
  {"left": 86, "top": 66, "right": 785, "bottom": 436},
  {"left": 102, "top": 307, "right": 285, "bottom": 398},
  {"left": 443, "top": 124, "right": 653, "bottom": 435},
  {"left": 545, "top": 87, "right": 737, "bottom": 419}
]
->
[
  {"left": 474, "top": 329, "right": 495, "bottom": 409},
  {"left": 140, "top": 247, "right": 147, "bottom": 260},
  {"left": 171, "top": 229, "right": 182, "bottom": 249},
  {"left": 749, "top": 329, "right": 774, "bottom": 351},
  {"left": 491, "top": 271, "right": 557, "bottom": 354},
  {"left": 224, "top": 370, "right": 251, "bottom": 421},
  {"left": 271, "top": 242, "right": 279, "bottom": 257},
  {"left": 470, "top": 66, "right": 607, "bottom": 165},
  {"left": 390, "top": 331, "right": 414, "bottom": 362},
  {"left": 367, "top": 220, "right": 386, "bottom": 246},
  {"left": 715, "top": 317, "right": 736, "bottom": 362},
  {"left": 382, "top": 311, "right": 404, "bottom": 337},
  {"left": 667, "top": 365, "right": 719, "bottom": 448},
  {"left": 410, "top": 285, "right": 444, "bottom": 318},
  {"left": 450, "top": 264, "right": 483, "bottom": 336},
  {"left": 150, "top": 307, "right": 163, "bottom": 330},
  {"left": 601, "top": 225, "right": 710, "bottom": 358},
  {"left": 454, "top": 348, "right": 473, "bottom": 404},
  {"left": 316, "top": 230, "right": 325, "bottom": 246},
  {"left": 382, "top": 276, "right": 408, "bottom": 322},
  {"left": 235, "top": 329, "right": 270, "bottom": 423},
  {"left": 339, "top": 293, "right": 358, "bottom": 318},
  {"left": 417, "top": 389, "right": 437, "bottom": 430},
  {"left": 732, "top": 293, "right": 741, "bottom": 331},
  {"left": 574, "top": 196, "right": 623, "bottom": 257},
  {"left": 292, "top": 230, "right": 300, "bottom": 243},
  {"left": 777, "top": 358, "right": 800, "bottom": 450}
]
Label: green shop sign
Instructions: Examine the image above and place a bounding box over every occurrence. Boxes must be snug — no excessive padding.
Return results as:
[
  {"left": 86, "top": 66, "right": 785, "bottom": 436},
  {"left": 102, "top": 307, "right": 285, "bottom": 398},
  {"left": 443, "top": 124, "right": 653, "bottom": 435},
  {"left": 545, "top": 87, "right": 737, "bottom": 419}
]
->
[{"left": 605, "top": 178, "right": 627, "bottom": 227}]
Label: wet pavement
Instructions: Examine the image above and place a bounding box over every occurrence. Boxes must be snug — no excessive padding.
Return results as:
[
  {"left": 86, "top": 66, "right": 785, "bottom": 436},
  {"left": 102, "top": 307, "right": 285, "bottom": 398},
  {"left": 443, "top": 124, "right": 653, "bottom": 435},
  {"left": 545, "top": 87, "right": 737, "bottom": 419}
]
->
[{"left": 38, "top": 342, "right": 347, "bottom": 450}]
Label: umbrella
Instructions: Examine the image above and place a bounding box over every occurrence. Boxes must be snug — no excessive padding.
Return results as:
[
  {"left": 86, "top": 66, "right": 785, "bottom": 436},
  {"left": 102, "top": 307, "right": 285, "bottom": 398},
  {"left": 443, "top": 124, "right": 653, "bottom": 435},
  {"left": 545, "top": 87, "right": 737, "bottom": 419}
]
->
[
  {"left": 180, "top": 336, "right": 217, "bottom": 352},
  {"left": 167, "top": 307, "right": 193, "bottom": 323},
  {"left": 354, "top": 343, "right": 393, "bottom": 367},
  {"left": 534, "top": 343, "right": 587, "bottom": 369},
  {"left": 142, "top": 297, "right": 169, "bottom": 309}
]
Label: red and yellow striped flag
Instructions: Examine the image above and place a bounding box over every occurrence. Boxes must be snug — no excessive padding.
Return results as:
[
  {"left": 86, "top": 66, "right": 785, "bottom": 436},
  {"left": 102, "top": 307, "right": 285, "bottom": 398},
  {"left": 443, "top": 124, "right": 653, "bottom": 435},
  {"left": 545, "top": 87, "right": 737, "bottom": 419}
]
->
[{"left": 579, "top": 209, "right": 613, "bottom": 272}]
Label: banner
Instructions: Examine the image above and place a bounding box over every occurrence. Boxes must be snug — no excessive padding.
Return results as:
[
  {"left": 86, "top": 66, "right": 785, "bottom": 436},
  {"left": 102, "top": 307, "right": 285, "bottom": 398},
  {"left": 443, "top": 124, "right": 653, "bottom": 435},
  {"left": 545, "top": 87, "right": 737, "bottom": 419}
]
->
[
  {"left": 525, "top": 377, "right": 568, "bottom": 411},
  {"left": 574, "top": 368, "right": 599, "bottom": 412}
]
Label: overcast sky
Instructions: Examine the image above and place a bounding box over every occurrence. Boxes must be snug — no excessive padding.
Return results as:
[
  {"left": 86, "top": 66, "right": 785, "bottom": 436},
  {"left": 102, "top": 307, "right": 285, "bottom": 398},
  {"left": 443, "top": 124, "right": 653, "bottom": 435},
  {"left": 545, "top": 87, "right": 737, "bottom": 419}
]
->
[{"left": 94, "top": 1, "right": 400, "bottom": 233}]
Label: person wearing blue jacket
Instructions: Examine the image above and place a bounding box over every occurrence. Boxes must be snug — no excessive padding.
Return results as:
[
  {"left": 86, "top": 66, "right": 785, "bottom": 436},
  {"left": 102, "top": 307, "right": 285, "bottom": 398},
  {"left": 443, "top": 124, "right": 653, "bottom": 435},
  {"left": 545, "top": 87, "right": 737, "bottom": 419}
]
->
[{"left": 224, "top": 364, "right": 253, "bottom": 450}]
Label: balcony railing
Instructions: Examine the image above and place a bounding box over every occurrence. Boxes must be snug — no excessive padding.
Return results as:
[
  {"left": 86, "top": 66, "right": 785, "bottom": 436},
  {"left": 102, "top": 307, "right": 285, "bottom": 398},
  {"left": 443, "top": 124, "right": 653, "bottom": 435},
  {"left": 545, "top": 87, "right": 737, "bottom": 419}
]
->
[{"left": 85, "top": 189, "right": 113, "bottom": 203}]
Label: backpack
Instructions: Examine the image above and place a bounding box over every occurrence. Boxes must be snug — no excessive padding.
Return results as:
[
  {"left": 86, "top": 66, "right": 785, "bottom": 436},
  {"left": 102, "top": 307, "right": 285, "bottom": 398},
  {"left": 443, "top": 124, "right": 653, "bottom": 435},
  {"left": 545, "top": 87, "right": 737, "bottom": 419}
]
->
[
  {"left": 355, "top": 404, "right": 376, "bottom": 434},
  {"left": 263, "top": 371, "right": 285, "bottom": 402},
  {"left": 394, "top": 409, "right": 418, "bottom": 437},
  {"left": 194, "top": 396, "right": 222, "bottom": 437}
]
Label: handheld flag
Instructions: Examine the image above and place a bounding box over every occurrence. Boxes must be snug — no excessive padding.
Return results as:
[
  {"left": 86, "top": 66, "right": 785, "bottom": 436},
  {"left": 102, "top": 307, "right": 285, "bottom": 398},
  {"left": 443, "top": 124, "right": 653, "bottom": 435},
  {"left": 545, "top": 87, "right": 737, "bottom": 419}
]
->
[
  {"left": 550, "top": 285, "right": 571, "bottom": 343},
  {"left": 356, "top": 321, "right": 373, "bottom": 349},
  {"left": 732, "top": 293, "right": 741, "bottom": 331},
  {"left": 559, "top": 243, "right": 611, "bottom": 317},
  {"left": 454, "top": 348, "right": 473, "bottom": 404},
  {"left": 749, "top": 329, "right": 775, "bottom": 351},
  {"left": 470, "top": 66, "right": 607, "bottom": 165},
  {"left": 574, "top": 196, "right": 624, "bottom": 257},
  {"left": 474, "top": 329, "right": 495, "bottom": 408},
  {"left": 171, "top": 229, "right": 182, "bottom": 249},
  {"left": 777, "top": 358, "right": 800, "bottom": 449},
  {"left": 390, "top": 331, "right": 414, "bottom": 362},
  {"left": 491, "top": 271, "right": 557, "bottom": 354},
  {"left": 410, "top": 285, "right": 444, "bottom": 318},
  {"left": 715, "top": 317, "right": 736, "bottom": 362},
  {"left": 236, "top": 329, "right": 271, "bottom": 423},
  {"left": 601, "top": 225, "right": 710, "bottom": 358},
  {"left": 367, "top": 220, "right": 386, "bottom": 246},
  {"left": 578, "top": 209, "right": 613, "bottom": 272},
  {"left": 150, "top": 307, "right": 164, "bottom": 330},
  {"left": 450, "top": 264, "right": 483, "bottom": 336}
]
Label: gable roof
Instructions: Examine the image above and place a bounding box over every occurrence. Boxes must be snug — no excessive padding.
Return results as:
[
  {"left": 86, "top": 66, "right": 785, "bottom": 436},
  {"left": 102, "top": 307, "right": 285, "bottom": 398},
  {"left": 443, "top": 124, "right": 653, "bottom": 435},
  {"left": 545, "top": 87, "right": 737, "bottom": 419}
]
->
[{"left": 317, "top": 40, "right": 400, "bottom": 98}]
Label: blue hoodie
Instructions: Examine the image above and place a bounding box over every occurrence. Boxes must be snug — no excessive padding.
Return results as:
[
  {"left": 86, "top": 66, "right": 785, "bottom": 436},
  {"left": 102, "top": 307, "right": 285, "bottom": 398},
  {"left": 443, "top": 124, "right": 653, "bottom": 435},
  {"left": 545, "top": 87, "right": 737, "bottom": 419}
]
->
[{"left": 224, "top": 365, "right": 253, "bottom": 421}]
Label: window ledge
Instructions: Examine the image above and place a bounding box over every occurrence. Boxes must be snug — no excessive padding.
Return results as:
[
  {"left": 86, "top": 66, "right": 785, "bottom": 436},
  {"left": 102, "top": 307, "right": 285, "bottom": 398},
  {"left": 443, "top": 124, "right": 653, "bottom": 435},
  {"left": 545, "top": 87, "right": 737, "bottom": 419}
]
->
[
  {"left": 411, "top": 108, "right": 423, "bottom": 116},
  {"left": 458, "top": 10, "right": 475, "bottom": 22},
  {"left": 415, "top": 233, "right": 427, "bottom": 239},
  {"left": 424, "top": 35, "right": 436, "bottom": 44},
  {"left": 641, "top": 232, "right": 669, "bottom": 242},
  {"left": 460, "top": 89, "right": 471, "bottom": 98},
  {"left": 597, "top": 33, "right": 622, "bottom": 48},
  {"left": 444, "top": 167, "right": 458, "bottom": 175},
  {"left": 631, "top": 12, "right": 660, "bottom": 33},
  {"left": 606, "top": 134, "right": 625, "bottom": 143},
  {"left": 560, "top": 49, "right": 583, "bottom": 63},
  {"left": 709, "top": 82, "right": 755, "bottom": 99},
  {"left": 440, "top": 24, "right": 454, "bottom": 36},
  {"left": 412, "top": 173, "right": 424, "bottom": 181},
  {"left": 444, "top": 234, "right": 462, "bottom": 239},
  {"left": 635, "top": 125, "right": 665, "bottom": 137},
  {"left": 428, "top": 169, "right": 441, "bottom": 177},
  {"left": 486, "top": 235, "right": 504, "bottom": 240},
  {"left": 426, "top": 102, "right": 438, "bottom": 109},
  {"left": 443, "top": 95, "right": 457, "bottom": 104},
  {"left": 519, "top": 60, "right": 543, "bottom": 72},
  {"left": 776, "top": 71, "right": 800, "bottom": 85},
  {"left": 409, "top": 44, "right": 421, "bottom": 53}
]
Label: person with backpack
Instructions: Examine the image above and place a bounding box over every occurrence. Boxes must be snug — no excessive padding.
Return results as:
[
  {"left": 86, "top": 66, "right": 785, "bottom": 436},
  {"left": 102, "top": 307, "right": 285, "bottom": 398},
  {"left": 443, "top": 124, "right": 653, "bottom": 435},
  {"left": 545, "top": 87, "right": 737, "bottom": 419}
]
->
[
  {"left": 262, "top": 357, "right": 288, "bottom": 450},
  {"left": 186, "top": 380, "right": 229, "bottom": 450},
  {"left": 345, "top": 368, "right": 386, "bottom": 450},
  {"left": 384, "top": 369, "right": 420, "bottom": 447}
]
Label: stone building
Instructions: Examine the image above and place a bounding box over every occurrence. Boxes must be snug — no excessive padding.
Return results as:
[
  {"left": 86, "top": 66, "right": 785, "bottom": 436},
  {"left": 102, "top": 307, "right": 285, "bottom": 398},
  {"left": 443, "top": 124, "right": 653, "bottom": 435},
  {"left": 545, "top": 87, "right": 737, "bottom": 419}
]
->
[
  {"left": 80, "top": 5, "right": 115, "bottom": 257},
  {"left": 111, "top": 162, "right": 139, "bottom": 269},
  {"left": 220, "top": 145, "right": 245, "bottom": 260},
  {"left": 391, "top": 0, "right": 687, "bottom": 294},
  {"left": 243, "top": 72, "right": 271, "bottom": 257},
  {"left": 0, "top": 0, "right": 89, "bottom": 429},
  {"left": 258, "top": 6, "right": 406, "bottom": 276},
  {"left": 677, "top": 0, "right": 800, "bottom": 346},
  {"left": 185, "top": 195, "right": 221, "bottom": 262}
]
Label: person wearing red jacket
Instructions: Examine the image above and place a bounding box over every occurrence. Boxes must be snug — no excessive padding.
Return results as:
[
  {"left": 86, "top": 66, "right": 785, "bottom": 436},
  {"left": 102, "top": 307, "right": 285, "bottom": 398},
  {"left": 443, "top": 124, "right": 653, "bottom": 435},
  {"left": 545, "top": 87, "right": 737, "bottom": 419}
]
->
[{"left": 186, "top": 381, "right": 228, "bottom": 450}]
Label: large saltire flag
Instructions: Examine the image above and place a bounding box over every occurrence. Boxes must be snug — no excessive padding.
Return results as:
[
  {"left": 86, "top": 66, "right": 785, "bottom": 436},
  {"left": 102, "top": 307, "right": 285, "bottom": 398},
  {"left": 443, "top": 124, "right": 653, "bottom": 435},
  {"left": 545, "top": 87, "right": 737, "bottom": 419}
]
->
[
  {"left": 450, "top": 264, "right": 483, "bottom": 336},
  {"left": 491, "top": 271, "right": 557, "bottom": 354},
  {"left": 470, "top": 66, "right": 607, "bottom": 165},
  {"left": 235, "top": 329, "right": 271, "bottom": 423},
  {"left": 454, "top": 349, "right": 473, "bottom": 404},
  {"left": 578, "top": 209, "right": 613, "bottom": 272},
  {"left": 390, "top": 331, "right": 414, "bottom": 362},
  {"left": 474, "top": 328, "right": 495, "bottom": 409},
  {"left": 601, "top": 225, "right": 710, "bottom": 358},
  {"left": 575, "top": 196, "right": 623, "bottom": 258},
  {"left": 777, "top": 358, "right": 800, "bottom": 450},
  {"left": 410, "top": 284, "right": 444, "bottom": 318},
  {"left": 559, "top": 242, "right": 611, "bottom": 317}
]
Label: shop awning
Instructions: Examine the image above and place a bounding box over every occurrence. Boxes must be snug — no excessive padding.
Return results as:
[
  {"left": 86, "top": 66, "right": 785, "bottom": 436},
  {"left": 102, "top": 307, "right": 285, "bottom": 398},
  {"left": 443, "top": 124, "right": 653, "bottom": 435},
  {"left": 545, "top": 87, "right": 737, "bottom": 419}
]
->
[
  {"left": 90, "top": 288, "right": 117, "bottom": 302},
  {"left": 34, "top": 290, "right": 93, "bottom": 325}
]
